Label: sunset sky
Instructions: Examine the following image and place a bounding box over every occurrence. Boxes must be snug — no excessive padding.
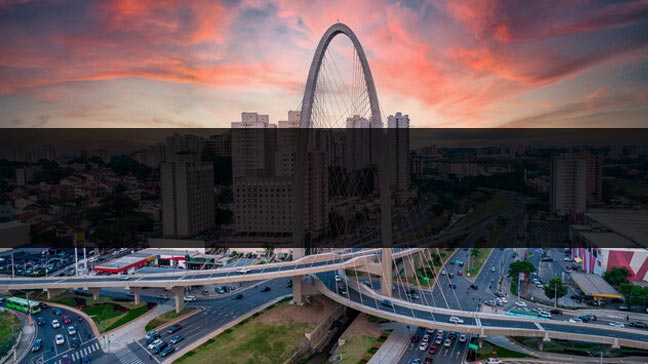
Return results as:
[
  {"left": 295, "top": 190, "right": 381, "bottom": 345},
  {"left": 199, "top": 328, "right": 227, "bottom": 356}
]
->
[{"left": 0, "top": 0, "right": 646, "bottom": 128}]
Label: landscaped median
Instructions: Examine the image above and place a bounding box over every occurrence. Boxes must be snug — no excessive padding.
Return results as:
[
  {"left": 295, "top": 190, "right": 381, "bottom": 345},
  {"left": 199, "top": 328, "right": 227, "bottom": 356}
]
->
[
  {"left": 145, "top": 307, "right": 197, "bottom": 332},
  {"left": 38, "top": 290, "right": 155, "bottom": 332},
  {"left": 331, "top": 313, "right": 388, "bottom": 364},
  {"left": 0, "top": 309, "right": 21, "bottom": 361},
  {"left": 174, "top": 296, "right": 337, "bottom": 364}
]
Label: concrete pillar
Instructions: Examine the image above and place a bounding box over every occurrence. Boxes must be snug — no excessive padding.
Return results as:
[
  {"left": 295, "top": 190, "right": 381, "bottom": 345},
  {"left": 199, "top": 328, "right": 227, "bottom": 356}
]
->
[
  {"left": 89, "top": 288, "right": 100, "bottom": 301},
  {"left": 292, "top": 248, "right": 305, "bottom": 304},
  {"left": 478, "top": 337, "right": 484, "bottom": 349},
  {"left": 172, "top": 287, "right": 184, "bottom": 314},
  {"left": 381, "top": 248, "right": 393, "bottom": 297},
  {"left": 537, "top": 338, "right": 544, "bottom": 351},
  {"left": 131, "top": 287, "right": 141, "bottom": 305},
  {"left": 612, "top": 338, "right": 620, "bottom": 349},
  {"left": 46, "top": 289, "right": 63, "bottom": 299}
]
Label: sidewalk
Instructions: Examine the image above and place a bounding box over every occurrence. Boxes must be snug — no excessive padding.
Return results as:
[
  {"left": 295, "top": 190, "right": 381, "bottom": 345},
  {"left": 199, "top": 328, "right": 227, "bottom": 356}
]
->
[
  {"left": 367, "top": 322, "right": 410, "bottom": 364},
  {"left": 485, "top": 336, "right": 648, "bottom": 364},
  {"left": 101, "top": 301, "right": 173, "bottom": 353}
]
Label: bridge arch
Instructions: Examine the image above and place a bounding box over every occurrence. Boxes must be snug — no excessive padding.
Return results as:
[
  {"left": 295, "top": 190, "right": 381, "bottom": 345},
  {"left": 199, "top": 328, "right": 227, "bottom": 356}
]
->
[{"left": 299, "top": 22, "right": 382, "bottom": 128}]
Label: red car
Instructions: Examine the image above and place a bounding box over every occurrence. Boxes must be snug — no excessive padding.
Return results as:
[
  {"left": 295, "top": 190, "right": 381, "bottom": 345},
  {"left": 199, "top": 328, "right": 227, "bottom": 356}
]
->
[
  {"left": 62, "top": 315, "right": 71, "bottom": 324},
  {"left": 411, "top": 336, "right": 419, "bottom": 344},
  {"left": 457, "top": 271, "right": 463, "bottom": 276},
  {"left": 424, "top": 356, "right": 433, "bottom": 364},
  {"left": 428, "top": 346, "right": 437, "bottom": 355}
]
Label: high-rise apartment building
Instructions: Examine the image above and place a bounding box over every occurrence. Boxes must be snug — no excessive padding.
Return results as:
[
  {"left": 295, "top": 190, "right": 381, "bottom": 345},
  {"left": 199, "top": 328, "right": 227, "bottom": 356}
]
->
[
  {"left": 387, "top": 112, "right": 411, "bottom": 193},
  {"left": 551, "top": 156, "right": 588, "bottom": 215},
  {"left": 161, "top": 161, "right": 215, "bottom": 238},
  {"left": 205, "top": 132, "right": 232, "bottom": 157},
  {"left": 580, "top": 152, "right": 603, "bottom": 206}
]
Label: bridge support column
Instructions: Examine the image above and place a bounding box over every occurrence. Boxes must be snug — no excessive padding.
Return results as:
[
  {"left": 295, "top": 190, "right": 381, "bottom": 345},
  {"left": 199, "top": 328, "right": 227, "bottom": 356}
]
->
[
  {"left": 131, "top": 287, "right": 141, "bottom": 305},
  {"left": 380, "top": 248, "right": 392, "bottom": 297},
  {"left": 612, "top": 338, "right": 620, "bottom": 349},
  {"left": 292, "top": 248, "right": 305, "bottom": 304},
  {"left": 172, "top": 287, "right": 184, "bottom": 314},
  {"left": 477, "top": 337, "right": 484, "bottom": 349},
  {"left": 537, "top": 338, "right": 545, "bottom": 351},
  {"left": 46, "top": 289, "right": 63, "bottom": 299},
  {"left": 89, "top": 288, "right": 100, "bottom": 301}
]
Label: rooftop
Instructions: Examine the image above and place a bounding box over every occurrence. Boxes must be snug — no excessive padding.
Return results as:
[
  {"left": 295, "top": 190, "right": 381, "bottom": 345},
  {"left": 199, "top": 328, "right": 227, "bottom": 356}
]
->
[
  {"left": 570, "top": 272, "right": 622, "bottom": 299},
  {"left": 578, "top": 231, "right": 636, "bottom": 249},
  {"left": 585, "top": 209, "right": 648, "bottom": 245}
]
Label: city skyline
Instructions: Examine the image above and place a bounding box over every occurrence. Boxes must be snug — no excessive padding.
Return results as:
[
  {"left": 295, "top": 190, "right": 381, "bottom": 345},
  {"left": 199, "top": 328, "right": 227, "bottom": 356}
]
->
[{"left": 1, "top": 0, "right": 647, "bottom": 129}]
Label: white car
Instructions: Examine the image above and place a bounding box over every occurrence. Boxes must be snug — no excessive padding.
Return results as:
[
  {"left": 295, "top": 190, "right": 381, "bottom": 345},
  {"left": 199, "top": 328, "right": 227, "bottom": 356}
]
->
[
  {"left": 419, "top": 341, "right": 428, "bottom": 351},
  {"left": 515, "top": 301, "right": 527, "bottom": 307},
  {"left": 183, "top": 295, "right": 196, "bottom": 302},
  {"left": 67, "top": 326, "right": 77, "bottom": 335},
  {"left": 568, "top": 318, "right": 583, "bottom": 323},
  {"left": 148, "top": 339, "right": 162, "bottom": 350},
  {"left": 609, "top": 322, "right": 625, "bottom": 328},
  {"left": 335, "top": 275, "right": 342, "bottom": 282},
  {"left": 486, "top": 359, "right": 502, "bottom": 364},
  {"left": 538, "top": 311, "right": 551, "bottom": 319},
  {"left": 54, "top": 334, "right": 65, "bottom": 345},
  {"left": 51, "top": 319, "right": 61, "bottom": 329},
  {"left": 441, "top": 270, "right": 447, "bottom": 276},
  {"left": 449, "top": 316, "right": 464, "bottom": 324},
  {"left": 118, "top": 274, "right": 129, "bottom": 281},
  {"left": 236, "top": 267, "right": 251, "bottom": 274}
]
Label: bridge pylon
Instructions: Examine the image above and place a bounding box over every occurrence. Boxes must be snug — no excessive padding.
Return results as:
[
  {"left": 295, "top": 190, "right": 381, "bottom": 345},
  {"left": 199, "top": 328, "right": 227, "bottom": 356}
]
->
[{"left": 292, "top": 248, "right": 306, "bottom": 304}]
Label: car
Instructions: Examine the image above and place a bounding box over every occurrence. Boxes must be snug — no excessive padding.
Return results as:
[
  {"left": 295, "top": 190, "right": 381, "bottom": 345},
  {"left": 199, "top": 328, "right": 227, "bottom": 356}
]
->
[
  {"left": 62, "top": 315, "right": 72, "bottom": 324},
  {"left": 436, "top": 329, "right": 444, "bottom": 337},
  {"left": 381, "top": 299, "right": 394, "bottom": 308},
  {"left": 459, "top": 334, "right": 467, "bottom": 343},
  {"left": 216, "top": 287, "right": 226, "bottom": 294},
  {"left": 495, "top": 300, "right": 504, "bottom": 306},
  {"left": 335, "top": 275, "right": 342, "bottom": 282},
  {"left": 428, "top": 346, "right": 437, "bottom": 354},
  {"left": 448, "top": 332, "right": 457, "bottom": 340},
  {"left": 39, "top": 302, "right": 49, "bottom": 309},
  {"left": 167, "top": 324, "right": 182, "bottom": 334},
  {"left": 490, "top": 267, "right": 496, "bottom": 272},
  {"left": 148, "top": 339, "right": 162, "bottom": 350},
  {"left": 449, "top": 283, "right": 457, "bottom": 289},
  {"left": 202, "top": 289, "right": 210, "bottom": 296},
  {"left": 261, "top": 286, "right": 271, "bottom": 292},
  {"left": 483, "top": 300, "right": 496, "bottom": 306},
  {"left": 55, "top": 334, "right": 65, "bottom": 345},
  {"left": 531, "top": 307, "right": 542, "bottom": 313},
  {"left": 407, "top": 293, "right": 420, "bottom": 300},
  {"left": 32, "top": 338, "right": 42, "bottom": 352},
  {"left": 486, "top": 359, "right": 502, "bottom": 364},
  {"left": 170, "top": 334, "right": 184, "bottom": 344},
  {"left": 457, "top": 270, "right": 463, "bottom": 276},
  {"left": 419, "top": 342, "right": 428, "bottom": 351},
  {"left": 411, "top": 336, "right": 420, "bottom": 344},
  {"left": 61, "top": 355, "right": 72, "bottom": 364},
  {"left": 233, "top": 293, "right": 244, "bottom": 300},
  {"left": 157, "top": 293, "right": 169, "bottom": 301},
  {"left": 498, "top": 297, "right": 508, "bottom": 304},
  {"left": 470, "top": 284, "right": 479, "bottom": 290},
  {"left": 286, "top": 280, "right": 293, "bottom": 288},
  {"left": 579, "top": 314, "right": 597, "bottom": 322},
  {"left": 70, "top": 336, "right": 80, "bottom": 348},
  {"left": 421, "top": 335, "right": 430, "bottom": 343},
  {"left": 152, "top": 341, "right": 168, "bottom": 354},
  {"left": 36, "top": 317, "right": 46, "bottom": 326},
  {"left": 538, "top": 311, "right": 551, "bottom": 319},
  {"left": 568, "top": 317, "right": 583, "bottom": 323},
  {"left": 183, "top": 295, "right": 196, "bottom": 302},
  {"left": 160, "top": 345, "right": 175, "bottom": 357},
  {"left": 619, "top": 305, "right": 629, "bottom": 311},
  {"left": 67, "top": 326, "right": 77, "bottom": 335},
  {"left": 236, "top": 267, "right": 251, "bottom": 274},
  {"left": 441, "top": 270, "right": 447, "bottom": 276},
  {"left": 443, "top": 339, "right": 452, "bottom": 347},
  {"left": 458, "top": 260, "right": 464, "bottom": 267},
  {"left": 118, "top": 274, "right": 129, "bottom": 281},
  {"left": 449, "top": 316, "right": 464, "bottom": 324},
  {"left": 629, "top": 322, "right": 648, "bottom": 329},
  {"left": 81, "top": 356, "right": 90, "bottom": 364},
  {"left": 514, "top": 301, "right": 527, "bottom": 307},
  {"left": 536, "top": 283, "right": 544, "bottom": 288},
  {"left": 52, "top": 319, "right": 61, "bottom": 328},
  {"left": 411, "top": 359, "right": 422, "bottom": 364},
  {"left": 550, "top": 309, "right": 562, "bottom": 315},
  {"left": 434, "top": 337, "right": 443, "bottom": 345},
  {"left": 448, "top": 273, "right": 454, "bottom": 279},
  {"left": 563, "top": 257, "right": 572, "bottom": 262},
  {"left": 494, "top": 291, "right": 506, "bottom": 298},
  {"left": 424, "top": 356, "right": 433, "bottom": 364},
  {"left": 609, "top": 322, "right": 625, "bottom": 328}
]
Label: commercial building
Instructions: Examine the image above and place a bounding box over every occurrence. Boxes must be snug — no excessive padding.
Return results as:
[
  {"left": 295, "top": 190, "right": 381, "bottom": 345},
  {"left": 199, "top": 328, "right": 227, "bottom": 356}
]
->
[{"left": 160, "top": 160, "right": 215, "bottom": 238}]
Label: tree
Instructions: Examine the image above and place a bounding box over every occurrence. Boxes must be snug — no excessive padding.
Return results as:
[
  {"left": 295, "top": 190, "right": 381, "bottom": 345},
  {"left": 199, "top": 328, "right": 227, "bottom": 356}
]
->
[
  {"left": 603, "top": 267, "right": 631, "bottom": 287},
  {"left": 470, "top": 248, "right": 480, "bottom": 259},
  {"left": 508, "top": 260, "right": 536, "bottom": 279},
  {"left": 544, "top": 277, "right": 568, "bottom": 308}
]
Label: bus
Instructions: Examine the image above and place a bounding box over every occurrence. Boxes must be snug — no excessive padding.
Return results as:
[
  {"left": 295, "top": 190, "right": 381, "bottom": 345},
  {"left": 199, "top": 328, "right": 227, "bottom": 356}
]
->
[{"left": 6, "top": 296, "right": 41, "bottom": 314}]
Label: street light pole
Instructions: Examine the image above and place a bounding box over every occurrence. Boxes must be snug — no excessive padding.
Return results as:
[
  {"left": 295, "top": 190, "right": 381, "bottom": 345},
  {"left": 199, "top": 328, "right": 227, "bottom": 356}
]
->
[{"left": 554, "top": 280, "right": 558, "bottom": 309}]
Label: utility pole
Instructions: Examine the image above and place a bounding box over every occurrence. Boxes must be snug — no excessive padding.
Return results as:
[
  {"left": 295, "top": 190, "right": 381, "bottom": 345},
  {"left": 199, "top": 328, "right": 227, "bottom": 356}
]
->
[
  {"left": 11, "top": 252, "right": 15, "bottom": 279},
  {"left": 554, "top": 280, "right": 558, "bottom": 309}
]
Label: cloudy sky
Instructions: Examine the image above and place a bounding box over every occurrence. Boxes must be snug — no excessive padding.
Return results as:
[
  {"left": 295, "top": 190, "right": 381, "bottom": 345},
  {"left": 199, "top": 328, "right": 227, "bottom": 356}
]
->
[{"left": 0, "top": 0, "right": 646, "bottom": 128}]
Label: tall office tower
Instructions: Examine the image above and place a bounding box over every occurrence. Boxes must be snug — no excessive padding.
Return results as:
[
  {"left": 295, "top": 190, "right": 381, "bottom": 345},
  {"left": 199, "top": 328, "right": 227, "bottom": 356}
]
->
[
  {"left": 231, "top": 112, "right": 277, "bottom": 178},
  {"left": 387, "top": 112, "right": 411, "bottom": 194},
  {"left": 551, "top": 156, "right": 588, "bottom": 215},
  {"left": 205, "top": 132, "right": 232, "bottom": 157},
  {"left": 160, "top": 161, "right": 215, "bottom": 238},
  {"left": 345, "top": 115, "right": 373, "bottom": 171},
  {"left": 580, "top": 152, "right": 603, "bottom": 206}
]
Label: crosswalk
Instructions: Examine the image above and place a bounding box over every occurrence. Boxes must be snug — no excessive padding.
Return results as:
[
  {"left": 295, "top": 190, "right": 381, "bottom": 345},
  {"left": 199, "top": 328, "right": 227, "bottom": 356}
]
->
[
  {"left": 51, "top": 342, "right": 101, "bottom": 364},
  {"left": 114, "top": 348, "right": 145, "bottom": 364}
]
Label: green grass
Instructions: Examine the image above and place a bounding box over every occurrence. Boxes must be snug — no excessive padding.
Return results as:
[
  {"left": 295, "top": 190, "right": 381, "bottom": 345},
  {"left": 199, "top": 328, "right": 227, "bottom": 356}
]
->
[
  {"left": 475, "top": 341, "right": 535, "bottom": 360},
  {"left": 174, "top": 304, "right": 314, "bottom": 364},
  {"left": 104, "top": 305, "right": 151, "bottom": 332},
  {"left": 455, "top": 193, "right": 512, "bottom": 228},
  {"left": 0, "top": 311, "right": 21, "bottom": 358},
  {"left": 467, "top": 248, "right": 493, "bottom": 276},
  {"left": 145, "top": 307, "right": 196, "bottom": 332}
]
